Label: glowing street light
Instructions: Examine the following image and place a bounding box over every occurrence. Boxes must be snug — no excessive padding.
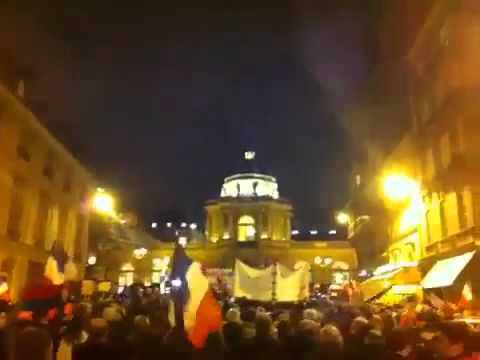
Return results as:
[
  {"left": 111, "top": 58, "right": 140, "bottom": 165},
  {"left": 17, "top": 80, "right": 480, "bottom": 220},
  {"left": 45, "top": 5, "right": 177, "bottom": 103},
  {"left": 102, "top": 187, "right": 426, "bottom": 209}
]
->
[
  {"left": 87, "top": 255, "right": 97, "bottom": 266},
  {"left": 92, "top": 188, "right": 115, "bottom": 216},
  {"left": 178, "top": 236, "right": 188, "bottom": 247},
  {"left": 336, "top": 212, "right": 351, "bottom": 225},
  {"left": 189, "top": 223, "right": 198, "bottom": 230},
  {"left": 328, "top": 229, "right": 337, "bottom": 235},
  {"left": 291, "top": 230, "right": 299, "bottom": 236},
  {"left": 133, "top": 248, "right": 148, "bottom": 259},
  {"left": 309, "top": 230, "right": 318, "bottom": 235},
  {"left": 166, "top": 222, "right": 173, "bottom": 228},
  {"left": 151, "top": 222, "right": 158, "bottom": 229},
  {"left": 383, "top": 174, "right": 420, "bottom": 202},
  {"left": 180, "top": 222, "right": 187, "bottom": 228}
]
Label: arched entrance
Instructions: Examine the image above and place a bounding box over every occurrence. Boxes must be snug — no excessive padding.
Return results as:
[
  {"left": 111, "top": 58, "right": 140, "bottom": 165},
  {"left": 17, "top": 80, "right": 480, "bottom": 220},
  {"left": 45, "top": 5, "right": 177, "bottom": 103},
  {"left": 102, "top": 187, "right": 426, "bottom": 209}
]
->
[{"left": 237, "top": 215, "right": 256, "bottom": 241}]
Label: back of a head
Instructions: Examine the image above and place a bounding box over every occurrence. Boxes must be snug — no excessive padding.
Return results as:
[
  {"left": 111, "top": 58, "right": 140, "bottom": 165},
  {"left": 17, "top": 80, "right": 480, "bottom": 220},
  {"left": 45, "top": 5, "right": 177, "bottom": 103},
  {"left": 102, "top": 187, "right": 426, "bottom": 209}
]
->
[
  {"left": 242, "top": 308, "right": 256, "bottom": 323},
  {"left": 255, "top": 313, "right": 272, "bottom": 338},
  {"left": 350, "top": 316, "right": 369, "bottom": 336},
  {"left": 277, "top": 320, "right": 292, "bottom": 341},
  {"left": 303, "top": 308, "right": 319, "bottom": 322},
  {"left": 134, "top": 314, "right": 150, "bottom": 333},
  {"left": 319, "top": 324, "right": 344, "bottom": 348},
  {"left": 223, "top": 321, "right": 243, "bottom": 347},
  {"left": 15, "top": 326, "right": 52, "bottom": 360},
  {"left": 226, "top": 308, "right": 241, "bottom": 323}
]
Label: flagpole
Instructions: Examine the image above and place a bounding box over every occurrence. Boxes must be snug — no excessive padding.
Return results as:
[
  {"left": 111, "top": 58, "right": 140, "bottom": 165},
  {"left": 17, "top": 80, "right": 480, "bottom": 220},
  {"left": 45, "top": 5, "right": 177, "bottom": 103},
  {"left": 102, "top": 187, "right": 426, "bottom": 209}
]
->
[{"left": 172, "top": 243, "right": 185, "bottom": 331}]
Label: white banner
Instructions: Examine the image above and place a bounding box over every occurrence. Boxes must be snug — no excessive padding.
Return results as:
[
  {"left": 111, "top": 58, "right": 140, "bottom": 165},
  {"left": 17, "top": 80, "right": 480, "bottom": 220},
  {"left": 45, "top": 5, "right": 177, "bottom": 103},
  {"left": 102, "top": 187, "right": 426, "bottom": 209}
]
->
[
  {"left": 234, "top": 260, "right": 273, "bottom": 301},
  {"left": 276, "top": 262, "right": 310, "bottom": 302}
]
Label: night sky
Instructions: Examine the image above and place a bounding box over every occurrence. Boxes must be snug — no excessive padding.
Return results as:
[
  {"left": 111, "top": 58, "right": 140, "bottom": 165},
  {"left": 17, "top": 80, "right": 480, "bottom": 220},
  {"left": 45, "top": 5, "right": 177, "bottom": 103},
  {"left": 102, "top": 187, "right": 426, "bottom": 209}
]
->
[{"left": 1, "top": 1, "right": 384, "bottom": 229}]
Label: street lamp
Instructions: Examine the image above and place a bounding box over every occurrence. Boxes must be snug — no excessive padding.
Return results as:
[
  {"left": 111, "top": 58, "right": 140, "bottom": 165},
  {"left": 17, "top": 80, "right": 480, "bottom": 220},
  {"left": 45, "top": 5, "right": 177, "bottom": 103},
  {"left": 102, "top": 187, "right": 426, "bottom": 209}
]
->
[
  {"left": 383, "top": 174, "right": 420, "bottom": 202},
  {"left": 92, "top": 188, "right": 116, "bottom": 216},
  {"left": 133, "top": 248, "right": 148, "bottom": 260},
  {"left": 336, "top": 212, "right": 351, "bottom": 225}
]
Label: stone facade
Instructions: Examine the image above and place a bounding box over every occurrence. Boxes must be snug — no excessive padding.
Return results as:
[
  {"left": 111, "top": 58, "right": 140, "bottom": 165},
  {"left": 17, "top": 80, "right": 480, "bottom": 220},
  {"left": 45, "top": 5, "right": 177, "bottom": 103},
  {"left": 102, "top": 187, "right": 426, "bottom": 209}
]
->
[{"left": 0, "top": 83, "right": 94, "bottom": 300}]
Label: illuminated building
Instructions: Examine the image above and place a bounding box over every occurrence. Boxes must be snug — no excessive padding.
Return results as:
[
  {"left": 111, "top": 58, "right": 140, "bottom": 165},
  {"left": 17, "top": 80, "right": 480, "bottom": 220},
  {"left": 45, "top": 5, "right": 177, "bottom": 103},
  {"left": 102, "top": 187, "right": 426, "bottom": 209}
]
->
[
  {"left": 0, "top": 77, "right": 94, "bottom": 300},
  {"left": 349, "top": 0, "right": 480, "bottom": 302},
  {"left": 150, "top": 152, "right": 358, "bottom": 284}
]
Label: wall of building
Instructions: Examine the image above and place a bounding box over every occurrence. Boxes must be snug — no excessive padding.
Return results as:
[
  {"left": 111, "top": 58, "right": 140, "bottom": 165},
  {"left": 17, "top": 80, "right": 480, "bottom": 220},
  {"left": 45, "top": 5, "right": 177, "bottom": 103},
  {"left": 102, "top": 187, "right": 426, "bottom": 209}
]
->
[
  {"left": 0, "top": 83, "right": 94, "bottom": 299},
  {"left": 205, "top": 199, "right": 292, "bottom": 242}
]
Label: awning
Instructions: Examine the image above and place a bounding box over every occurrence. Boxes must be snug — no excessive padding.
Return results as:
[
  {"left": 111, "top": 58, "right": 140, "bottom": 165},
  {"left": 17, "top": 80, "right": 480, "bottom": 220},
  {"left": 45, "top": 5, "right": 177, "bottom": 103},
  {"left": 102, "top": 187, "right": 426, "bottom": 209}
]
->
[
  {"left": 360, "top": 267, "right": 422, "bottom": 301},
  {"left": 421, "top": 251, "right": 476, "bottom": 289}
]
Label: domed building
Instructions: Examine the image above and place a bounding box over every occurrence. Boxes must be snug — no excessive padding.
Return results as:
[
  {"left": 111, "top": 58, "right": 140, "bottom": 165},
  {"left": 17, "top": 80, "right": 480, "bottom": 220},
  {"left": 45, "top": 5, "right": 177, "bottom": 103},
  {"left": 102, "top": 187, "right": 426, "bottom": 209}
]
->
[{"left": 148, "top": 152, "right": 358, "bottom": 285}]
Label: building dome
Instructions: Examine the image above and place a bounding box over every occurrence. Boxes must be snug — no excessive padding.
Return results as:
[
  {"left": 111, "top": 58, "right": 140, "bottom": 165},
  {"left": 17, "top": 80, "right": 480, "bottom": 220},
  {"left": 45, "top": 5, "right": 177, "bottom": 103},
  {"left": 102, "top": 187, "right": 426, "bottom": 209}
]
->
[
  {"left": 220, "top": 173, "right": 279, "bottom": 199},
  {"left": 220, "top": 151, "right": 280, "bottom": 199}
]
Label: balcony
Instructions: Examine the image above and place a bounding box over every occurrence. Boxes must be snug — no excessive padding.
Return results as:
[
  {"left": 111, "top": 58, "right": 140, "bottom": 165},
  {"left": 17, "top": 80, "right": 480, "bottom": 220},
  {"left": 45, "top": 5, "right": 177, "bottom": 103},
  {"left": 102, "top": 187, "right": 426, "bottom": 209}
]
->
[{"left": 425, "top": 226, "right": 480, "bottom": 257}]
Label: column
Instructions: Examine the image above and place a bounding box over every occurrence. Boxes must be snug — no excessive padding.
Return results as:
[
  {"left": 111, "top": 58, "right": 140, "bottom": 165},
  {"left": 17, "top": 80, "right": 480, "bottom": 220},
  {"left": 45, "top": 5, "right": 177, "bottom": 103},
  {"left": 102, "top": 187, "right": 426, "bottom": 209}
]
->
[{"left": 0, "top": 170, "right": 13, "bottom": 236}]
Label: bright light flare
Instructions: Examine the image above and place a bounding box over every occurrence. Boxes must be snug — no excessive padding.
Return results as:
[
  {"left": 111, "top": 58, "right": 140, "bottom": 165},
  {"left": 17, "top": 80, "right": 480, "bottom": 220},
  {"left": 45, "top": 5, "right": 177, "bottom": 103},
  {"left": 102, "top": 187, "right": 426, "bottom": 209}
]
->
[
  {"left": 336, "top": 212, "right": 350, "bottom": 225},
  {"left": 383, "top": 174, "right": 419, "bottom": 201},
  {"left": 92, "top": 189, "right": 115, "bottom": 216}
]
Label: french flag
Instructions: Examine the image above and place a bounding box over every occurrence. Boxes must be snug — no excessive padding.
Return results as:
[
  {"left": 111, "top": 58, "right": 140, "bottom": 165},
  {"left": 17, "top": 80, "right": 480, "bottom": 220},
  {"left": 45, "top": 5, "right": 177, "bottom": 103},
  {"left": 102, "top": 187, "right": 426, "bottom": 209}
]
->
[
  {"left": 170, "top": 245, "right": 222, "bottom": 348},
  {"left": 21, "top": 244, "right": 69, "bottom": 312}
]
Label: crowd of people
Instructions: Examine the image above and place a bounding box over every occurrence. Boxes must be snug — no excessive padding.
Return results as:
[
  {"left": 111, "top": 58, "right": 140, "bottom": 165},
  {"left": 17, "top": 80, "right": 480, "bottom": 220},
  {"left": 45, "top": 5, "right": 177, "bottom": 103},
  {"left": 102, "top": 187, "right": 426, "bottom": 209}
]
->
[{"left": 1, "top": 288, "right": 480, "bottom": 360}]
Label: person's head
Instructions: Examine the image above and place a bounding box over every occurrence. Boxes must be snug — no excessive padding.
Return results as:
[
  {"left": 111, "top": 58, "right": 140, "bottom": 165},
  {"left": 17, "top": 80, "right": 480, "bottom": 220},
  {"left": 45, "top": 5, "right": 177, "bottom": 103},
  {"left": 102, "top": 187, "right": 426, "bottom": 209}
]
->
[
  {"left": 434, "top": 322, "right": 469, "bottom": 358},
  {"left": 15, "top": 326, "right": 52, "bottom": 360},
  {"left": 318, "top": 324, "right": 344, "bottom": 349},
  {"left": 0, "top": 312, "right": 7, "bottom": 329},
  {"left": 255, "top": 312, "right": 272, "bottom": 338},
  {"left": 303, "top": 308, "right": 319, "bottom": 322},
  {"left": 350, "top": 316, "right": 369, "bottom": 336},
  {"left": 88, "top": 318, "right": 109, "bottom": 342},
  {"left": 369, "top": 314, "right": 384, "bottom": 333},
  {"left": 226, "top": 308, "right": 241, "bottom": 324},
  {"left": 241, "top": 308, "right": 256, "bottom": 323},
  {"left": 297, "top": 319, "right": 319, "bottom": 339},
  {"left": 223, "top": 321, "right": 242, "bottom": 348},
  {"left": 63, "top": 313, "right": 85, "bottom": 343},
  {"left": 386, "top": 328, "right": 412, "bottom": 356},
  {"left": 134, "top": 315, "right": 150, "bottom": 334},
  {"left": 203, "top": 332, "right": 225, "bottom": 353},
  {"left": 277, "top": 320, "right": 292, "bottom": 341}
]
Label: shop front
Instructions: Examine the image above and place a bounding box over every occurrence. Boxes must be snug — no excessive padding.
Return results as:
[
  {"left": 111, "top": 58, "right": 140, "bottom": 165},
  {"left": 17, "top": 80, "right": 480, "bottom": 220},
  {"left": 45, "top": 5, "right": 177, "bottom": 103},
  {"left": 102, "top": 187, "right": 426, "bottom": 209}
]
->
[
  {"left": 360, "top": 263, "right": 422, "bottom": 304},
  {"left": 421, "top": 250, "right": 480, "bottom": 303}
]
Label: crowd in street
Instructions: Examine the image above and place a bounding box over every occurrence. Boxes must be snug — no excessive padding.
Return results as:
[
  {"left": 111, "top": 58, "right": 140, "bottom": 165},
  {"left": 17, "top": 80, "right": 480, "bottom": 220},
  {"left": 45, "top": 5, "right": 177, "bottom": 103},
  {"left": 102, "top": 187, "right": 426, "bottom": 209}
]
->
[{"left": 1, "top": 289, "right": 480, "bottom": 360}]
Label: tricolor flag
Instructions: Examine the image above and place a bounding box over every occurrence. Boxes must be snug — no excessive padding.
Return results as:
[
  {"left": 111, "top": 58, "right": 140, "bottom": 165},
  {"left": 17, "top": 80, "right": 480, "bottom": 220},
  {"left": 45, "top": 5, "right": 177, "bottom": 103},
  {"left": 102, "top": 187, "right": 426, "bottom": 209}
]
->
[
  {"left": 22, "top": 244, "right": 67, "bottom": 312},
  {"left": 458, "top": 281, "right": 473, "bottom": 308},
  {"left": 170, "top": 246, "right": 222, "bottom": 348}
]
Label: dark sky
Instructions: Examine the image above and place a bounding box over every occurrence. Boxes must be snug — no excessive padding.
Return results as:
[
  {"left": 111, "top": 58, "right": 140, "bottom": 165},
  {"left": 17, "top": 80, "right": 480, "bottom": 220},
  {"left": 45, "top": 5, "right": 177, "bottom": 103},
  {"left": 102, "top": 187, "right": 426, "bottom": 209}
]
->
[{"left": 1, "top": 0, "right": 382, "bottom": 228}]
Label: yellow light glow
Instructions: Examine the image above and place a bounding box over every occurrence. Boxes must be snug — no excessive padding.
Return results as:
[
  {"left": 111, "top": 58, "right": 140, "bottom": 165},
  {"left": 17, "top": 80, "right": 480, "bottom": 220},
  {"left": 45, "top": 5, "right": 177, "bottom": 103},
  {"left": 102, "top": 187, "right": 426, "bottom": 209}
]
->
[
  {"left": 336, "top": 212, "right": 350, "bottom": 225},
  {"left": 261, "top": 233, "right": 268, "bottom": 239},
  {"left": 87, "top": 255, "right": 97, "bottom": 266},
  {"left": 314, "top": 256, "right": 322, "bottom": 265},
  {"left": 399, "top": 192, "right": 424, "bottom": 233},
  {"left": 178, "top": 236, "right": 188, "bottom": 247},
  {"left": 383, "top": 174, "right": 419, "bottom": 202},
  {"left": 92, "top": 190, "right": 115, "bottom": 216}
]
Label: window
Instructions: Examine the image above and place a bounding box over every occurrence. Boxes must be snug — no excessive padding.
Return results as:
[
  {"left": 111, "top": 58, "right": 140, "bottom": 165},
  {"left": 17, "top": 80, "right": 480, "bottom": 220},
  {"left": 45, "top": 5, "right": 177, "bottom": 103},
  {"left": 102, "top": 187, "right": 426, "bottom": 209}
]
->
[
  {"left": 63, "top": 170, "right": 73, "bottom": 193},
  {"left": 457, "top": 191, "right": 467, "bottom": 230},
  {"left": 439, "top": 133, "right": 452, "bottom": 169},
  {"left": 424, "top": 148, "right": 435, "bottom": 180},
  {"left": 237, "top": 215, "right": 255, "bottom": 242},
  {"left": 425, "top": 209, "right": 433, "bottom": 244},
  {"left": 43, "top": 151, "right": 56, "bottom": 180},
  {"left": 17, "top": 129, "right": 32, "bottom": 162},
  {"left": 355, "top": 174, "right": 361, "bottom": 186},
  {"left": 439, "top": 199, "right": 448, "bottom": 238},
  {"left": 74, "top": 215, "right": 85, "bottom": 260},
  {"left": 33, "top": 192, "right": 50, "bottom": 247},
  {"left": 223, "top": 213, "right": 229, "bottom": 228},
  {"left": 7, "top": 182, "right": 25, "bottom": 242}
]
